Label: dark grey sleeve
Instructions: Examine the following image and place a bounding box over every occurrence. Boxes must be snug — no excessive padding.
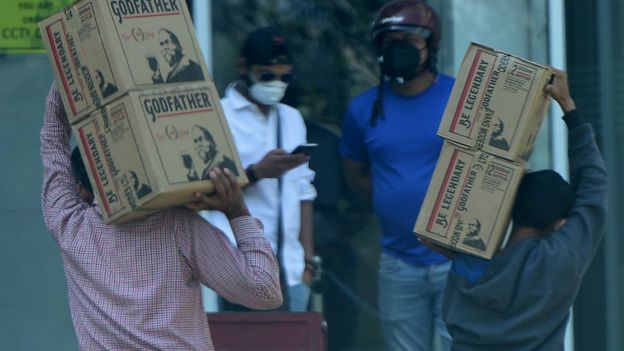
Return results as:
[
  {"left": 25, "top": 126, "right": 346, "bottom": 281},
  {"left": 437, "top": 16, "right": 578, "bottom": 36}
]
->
[
  {"left": 560, "top": 118, "right": 608, "bottom": 272},
  {"left": 562, "top": 109, "right": 584, "bottom": 129}
]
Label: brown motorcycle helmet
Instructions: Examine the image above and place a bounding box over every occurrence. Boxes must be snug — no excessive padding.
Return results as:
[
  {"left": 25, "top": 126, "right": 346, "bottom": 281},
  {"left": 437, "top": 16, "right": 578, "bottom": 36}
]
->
[{"left": 372, "top": 0, "right": 442, "bottom": 53}]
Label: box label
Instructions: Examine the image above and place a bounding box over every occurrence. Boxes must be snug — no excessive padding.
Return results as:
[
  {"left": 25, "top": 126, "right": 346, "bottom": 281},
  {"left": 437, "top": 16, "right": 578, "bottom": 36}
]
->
[
  {"left": 75, "top": 2, "right": 119, "bottom": 101},
  {"left": 419, "top": 143, "right": 520, "bottom": 255},
  {"left": 104, "top": 0, "right": 206, "bottom": 85},
  {"left": 426, "top": 149, "right": 475, "bottom": 243},
  {"left": 138, "top": 87, "right": 240, "bottom": 185},
  {"left": 440, "top": 43, "right": 551, "bottom": 161},
  {"left": 78, "top": 118, "right": 126, "bottom": 216},
  {"left": 449, "top": 50, "right": 497, "bottom": 139},
  {"left": 104, "top": 103, "right": 154, "bottom": 207},
  {"left": 109, "top": 0, "right": 182, "bottom": 24},
  {"left": 78, "top": 102, "right": 154, "bottom": 218},
  {"left": 45, "top": 18, "right": 89, "bottom": 115}
]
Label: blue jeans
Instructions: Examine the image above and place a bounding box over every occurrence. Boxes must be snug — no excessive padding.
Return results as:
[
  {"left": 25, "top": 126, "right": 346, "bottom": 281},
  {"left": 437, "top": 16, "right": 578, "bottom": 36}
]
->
[
  {"left": 378, "top": 253, "right": 452, "bottom": 351},
  {"left": 289, "top": 283, "right": 311, "bottom": 312}
]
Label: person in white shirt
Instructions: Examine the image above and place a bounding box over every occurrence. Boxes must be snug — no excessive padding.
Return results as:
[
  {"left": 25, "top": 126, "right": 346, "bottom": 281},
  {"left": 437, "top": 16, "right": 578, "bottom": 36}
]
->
[{"left": 202, "top": 27, "right": 317, "bottom": 312}]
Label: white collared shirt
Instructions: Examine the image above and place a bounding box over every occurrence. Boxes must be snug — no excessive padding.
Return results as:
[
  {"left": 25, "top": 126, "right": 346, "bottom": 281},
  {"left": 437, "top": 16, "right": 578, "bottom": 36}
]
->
[{"left": 202, "top": 83, "right": 316, "bottom": 286}]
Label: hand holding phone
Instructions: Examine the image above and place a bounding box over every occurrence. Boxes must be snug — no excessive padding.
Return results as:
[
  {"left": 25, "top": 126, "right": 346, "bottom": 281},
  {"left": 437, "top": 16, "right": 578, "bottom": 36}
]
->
[
  {"left": 251, "top": 148, "right": 312, "bottom": 180},
  {"left": 291, "top": 143, "right": 318, "bottom": 155}
]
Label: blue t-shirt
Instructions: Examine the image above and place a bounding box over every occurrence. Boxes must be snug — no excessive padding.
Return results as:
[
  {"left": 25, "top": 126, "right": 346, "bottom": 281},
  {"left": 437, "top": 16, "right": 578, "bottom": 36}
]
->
[
  {"left": 452, "top": 253, "right": 493, "bottom": 285},
  {"left": 340, "top": 75, "right": 454, "bottom": 266}
]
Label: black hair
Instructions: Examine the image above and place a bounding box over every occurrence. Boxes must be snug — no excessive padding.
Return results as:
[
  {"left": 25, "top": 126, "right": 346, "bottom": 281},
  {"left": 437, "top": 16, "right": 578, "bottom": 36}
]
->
[
  {"left": 70, "top": 147, "right": 93, "bottom": 195},
  {"left": 192, "top": 125, "right": 215, "bottom": 143},
  {"left": 369, "top": 77, "right": 386, "bottom": 127},
  {"left": 159, "top": 28, "right": 181, "bottom": 48},
  {"left": 128, "top": 170, "right": 139, "bottom": 186},
  {"left": 511, "top": 170, "right": 573, "bottom": 230},
  {"left": 494, "top": 118, "right": 505, "bottom": 134},
  {"left": 469, "top": 218, "right": 481, "bottom": 232}
]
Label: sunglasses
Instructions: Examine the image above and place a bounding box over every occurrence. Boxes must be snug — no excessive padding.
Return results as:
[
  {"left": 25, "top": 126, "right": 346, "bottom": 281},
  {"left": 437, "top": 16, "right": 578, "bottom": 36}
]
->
[{"left": 256, "top": 71, "right": 295, "bottom": 83}]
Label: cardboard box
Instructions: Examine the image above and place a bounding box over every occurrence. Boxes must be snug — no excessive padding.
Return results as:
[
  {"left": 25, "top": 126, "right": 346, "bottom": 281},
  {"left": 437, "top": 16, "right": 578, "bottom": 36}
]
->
[
  {"left": 40, "top": 0, "right": 210, "bottom": 123},
  {"left": 438, "top": 43, "right": 553, "bottom": 162},
  {"left": 414, "top": 141, "right": 524, "bottom": 259},
  {"left": 74, "top": 83, "right": 247, "bottom": 224}
]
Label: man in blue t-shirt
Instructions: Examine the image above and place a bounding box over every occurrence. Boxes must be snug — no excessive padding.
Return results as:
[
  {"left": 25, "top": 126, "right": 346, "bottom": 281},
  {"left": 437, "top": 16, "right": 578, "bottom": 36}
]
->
[{"left": 339, "top": 1, "right": 453, "bottom": 350}]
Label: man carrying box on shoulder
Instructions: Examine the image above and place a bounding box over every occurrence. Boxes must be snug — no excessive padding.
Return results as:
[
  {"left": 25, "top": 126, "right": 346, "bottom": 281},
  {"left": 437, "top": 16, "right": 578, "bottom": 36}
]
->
[
  {"left": 41, "top": 83, "right": 282, "bottom": 350},
  {"left": 423, "top": 68, "right": 608, "bottom": 350}
]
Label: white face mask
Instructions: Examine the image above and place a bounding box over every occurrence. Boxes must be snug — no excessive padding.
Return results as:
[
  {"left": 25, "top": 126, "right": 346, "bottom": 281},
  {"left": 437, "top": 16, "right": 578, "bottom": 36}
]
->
[{"left": 248, "top": 73, "right": 288, "bottom": 106}]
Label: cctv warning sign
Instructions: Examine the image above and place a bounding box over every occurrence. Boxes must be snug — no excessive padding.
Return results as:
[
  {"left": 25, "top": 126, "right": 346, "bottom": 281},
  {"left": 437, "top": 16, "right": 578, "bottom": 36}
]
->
[{"left": 0, "top": 0, "right": 71, "bottom": 54}]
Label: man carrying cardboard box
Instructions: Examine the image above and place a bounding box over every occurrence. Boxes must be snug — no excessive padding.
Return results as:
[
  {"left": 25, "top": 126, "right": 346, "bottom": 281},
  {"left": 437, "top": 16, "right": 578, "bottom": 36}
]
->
[
  {"left": 424, "top": 68, "right": 608, "bottom": 350},
  {"left": 41, "top": 84, "right": 282, "bottom": 350}
]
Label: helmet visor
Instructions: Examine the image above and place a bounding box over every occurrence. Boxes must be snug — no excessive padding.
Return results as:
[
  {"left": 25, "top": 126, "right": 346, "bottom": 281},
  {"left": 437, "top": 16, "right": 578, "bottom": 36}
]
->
[{"left": 372, "top": 25, "right": 432, "bottom": 42}]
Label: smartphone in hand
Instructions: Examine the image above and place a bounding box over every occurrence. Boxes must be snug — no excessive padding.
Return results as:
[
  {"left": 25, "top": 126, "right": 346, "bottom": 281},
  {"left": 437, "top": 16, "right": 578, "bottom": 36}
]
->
[{"left": 291, "top": 143, "right": 318, "bottom": 155}]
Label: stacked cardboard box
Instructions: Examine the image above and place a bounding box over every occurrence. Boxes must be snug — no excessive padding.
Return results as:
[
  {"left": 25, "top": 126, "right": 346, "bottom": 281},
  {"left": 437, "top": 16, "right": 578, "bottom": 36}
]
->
[
  {"left": 40, "top": 0, "right": 246, "bottom": 223},
  {"left": 414, "top": 43, "right": 553, "bottom": 259}
]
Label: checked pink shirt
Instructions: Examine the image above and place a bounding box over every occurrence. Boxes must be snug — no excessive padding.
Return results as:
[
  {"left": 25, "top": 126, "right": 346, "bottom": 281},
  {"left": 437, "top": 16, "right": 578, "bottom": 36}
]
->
[{"left": 41, "top": 84, "right": 282, "bottom": 350}]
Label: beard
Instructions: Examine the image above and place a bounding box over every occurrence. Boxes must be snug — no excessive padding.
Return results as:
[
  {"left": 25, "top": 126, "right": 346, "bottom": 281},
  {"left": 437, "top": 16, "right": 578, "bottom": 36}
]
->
[
  {"left": 163, "top": 49, "right": 182, "bottom": 67},
  {"left": 198, "top": 145, "right": 217, "bottom": 165}
]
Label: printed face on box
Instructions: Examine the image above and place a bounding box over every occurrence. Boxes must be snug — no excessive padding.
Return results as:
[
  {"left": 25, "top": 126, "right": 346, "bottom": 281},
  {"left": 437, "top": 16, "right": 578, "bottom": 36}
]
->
[
  {"left": 463, "top": 218, "right": 486, "bottom": 251},
  {"left": 138, "top": 87, "right": 239, "bottom": 184},
  {"left": 128, "top": 170, "right": 152, "bottom": 199},
  {"left": 186, "top": 125, "right": 239, "bottom": 181},
  {"left": 489, "top": 117, "right": 510, "bottom": 151},
  {"left": 191, "top": 125, "right": 217, "bottom": 166},
  {"left": 468, "top": 218, "right": 481, "bottom": 236},
  {"left": 75, "top": 106, "right": 153, "bottom": 217},
  {"left": 158, "top": 29, "right": 182, "bottom": 66},
  {"left": 93, "top": 69, "right": 118, "bottom": 98},
  {"left": 104, "top": 1, "right": 205, "bottom": 85},
  {"left": 148, "top": 28, "right": 205, "bottom": 84}
]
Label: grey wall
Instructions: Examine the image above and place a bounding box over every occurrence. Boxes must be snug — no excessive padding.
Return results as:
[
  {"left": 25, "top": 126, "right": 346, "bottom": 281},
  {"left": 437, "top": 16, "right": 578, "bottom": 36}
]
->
[
  {"left": 567, "top": 0, "right": 624, "bottom": 350},
  {"left": 0, "top": 55, "right": 77, "bottom": 350}
]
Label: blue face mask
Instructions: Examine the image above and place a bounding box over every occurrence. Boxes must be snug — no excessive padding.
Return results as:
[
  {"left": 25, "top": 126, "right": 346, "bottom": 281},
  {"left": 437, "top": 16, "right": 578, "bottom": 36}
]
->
[{"left": 379, "top": 40, "right": 424, "bottom": 81}]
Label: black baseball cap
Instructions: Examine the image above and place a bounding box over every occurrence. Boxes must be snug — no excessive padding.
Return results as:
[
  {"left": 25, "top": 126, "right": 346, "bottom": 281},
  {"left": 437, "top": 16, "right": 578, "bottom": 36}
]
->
[{"left": 241, "top": 27, "right": 292, "bottom": 65}]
